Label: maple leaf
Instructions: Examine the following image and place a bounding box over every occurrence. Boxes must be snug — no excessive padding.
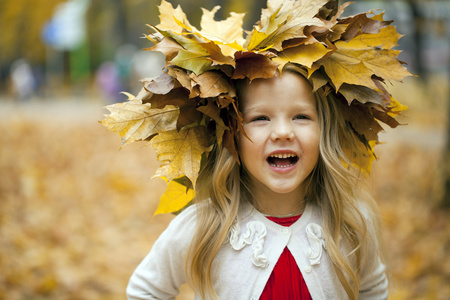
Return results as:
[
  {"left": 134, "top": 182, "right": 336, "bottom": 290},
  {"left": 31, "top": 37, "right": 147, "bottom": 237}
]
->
[
  {"left": 308, "top": 68, "right": 329, "bottom": 92},
  {"left": 246, "top": 0, "right": 329, "bottom": 51},
  {"left": 273, "top": 42, "right": 330, "bottom": 69},
  {"left": 200, "top": 42, "right": 235, "bottom": 67},
  {"left": 100, "top": 100, "right": 179, "bottom": 146},
  {"left": 371, "top": 106, "right": 400, "bottom": 129},
  {"left": 308, "top": 1, "right": 350, "bottom": 38},
  {"left": 341, "top": 139, "right": 377, "bottom": 175},
  {"left": 140, "top": 73, "right": 174, "bottom": 95},
  {"left": 145, "top": 37, "right": 184, "bottom": 61},
  {"left": 197, "top": 98, "right": 228, "bottom": 145},
  {"left": 321, "top": 52, "right": 378, "bottom": 91},
  {"left": 339, "top": 11, "right": 392, "bottom": 42},
  {"left": 151, "top": 125, "right": 211, "bottom": 186},
  {"left": 170, "top": 49, "right": 212, "bottom": 75},
  {"left": 191, "top": 70, "right": 236, "bottom": 98},
  {"left": 199, "top": 6, "right": 246, "bottom": 48},
  {"left": 143, "top": 87, "right": 188, "bottom": 108},
  {"left": 341, "top": 101, "right": 383, "bottom": 144},
  {"left": 217, "top": 94, "right": 235, "bottom": 108},
  {"left": 176, "top": 99, "right": 203, "bottom": 130},
  {"left": 356, "top": 48, "right": 411, "bottom": 83},
  {"left": 154, "top": 178, "right": 195, "bottom": 215},
  {"left": 154, "top": 2, "right": 246, "bottom": 61},
  {"left": 232, "top": 51, "right": 279, "bottom": 81},
  {"left": 166, "top": 67, "right": 200, "bottom": 98},
  {"left": 339, "top": 83, "right": 385, "bottom": 106},
  {"left": 141, "top": 87, "right": 203, "bottom": 130},
  {"left": 387, "top": 97, "right": 408, "bottom": 116},
  {"left": 156, "top": 0, "right": 197, "bottom": 33},
  {"left": 348, "top": 25, "right": 402, "bottom": 49}
]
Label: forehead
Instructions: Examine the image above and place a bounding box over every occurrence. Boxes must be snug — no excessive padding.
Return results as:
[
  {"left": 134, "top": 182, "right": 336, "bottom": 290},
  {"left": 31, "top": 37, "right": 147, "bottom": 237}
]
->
[{"left": 239, "top": 72, "right": 315, "bottom": 110}]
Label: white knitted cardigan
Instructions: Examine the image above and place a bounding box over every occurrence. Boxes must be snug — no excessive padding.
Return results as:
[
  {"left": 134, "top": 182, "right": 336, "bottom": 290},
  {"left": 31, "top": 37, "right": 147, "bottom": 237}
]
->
[{"left": 127, "top": 201, "right": 388, "bottom": 300}]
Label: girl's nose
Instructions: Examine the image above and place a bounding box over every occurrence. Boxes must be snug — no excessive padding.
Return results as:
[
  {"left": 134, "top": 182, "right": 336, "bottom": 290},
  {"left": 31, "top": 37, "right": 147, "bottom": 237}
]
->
[{"left": 270, "top": 121, "right": 294, "bottom": 141}]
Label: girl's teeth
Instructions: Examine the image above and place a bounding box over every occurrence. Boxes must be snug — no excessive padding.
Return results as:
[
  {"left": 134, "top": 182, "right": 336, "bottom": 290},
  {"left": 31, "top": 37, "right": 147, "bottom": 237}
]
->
[
  {"left": 269, "top": 162, "right": 295, "bottom": 168},
  {"left": 270, "top": 153, "right": 296, "bottom": 159},
  {"left": 267, "top": 153, "right": 298, "bottom": 168}
]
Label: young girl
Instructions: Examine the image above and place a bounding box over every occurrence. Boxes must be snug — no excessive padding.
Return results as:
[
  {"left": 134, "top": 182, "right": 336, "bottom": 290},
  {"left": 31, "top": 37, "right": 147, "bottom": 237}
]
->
[{"left": 101, "top": 0, "right": 410, "bottom": 299}]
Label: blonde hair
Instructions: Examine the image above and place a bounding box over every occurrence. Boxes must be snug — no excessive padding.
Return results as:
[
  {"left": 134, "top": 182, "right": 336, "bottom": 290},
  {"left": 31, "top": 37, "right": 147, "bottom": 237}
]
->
[{"left": 185, "top": 69, "right": 386, "bottom": 299}]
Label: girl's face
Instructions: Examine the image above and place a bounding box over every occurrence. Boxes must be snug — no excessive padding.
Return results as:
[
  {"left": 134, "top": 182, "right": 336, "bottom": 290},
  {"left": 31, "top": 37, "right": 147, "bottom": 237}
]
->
[{"left": 238, "top": 72, "right": 320, "bottom": 200}]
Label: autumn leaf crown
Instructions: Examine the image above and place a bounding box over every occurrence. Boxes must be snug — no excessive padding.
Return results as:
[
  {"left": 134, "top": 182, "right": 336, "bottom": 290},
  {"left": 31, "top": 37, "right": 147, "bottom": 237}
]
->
[{"left": 101, "top": 0, "right": 411, "bottom": 214}]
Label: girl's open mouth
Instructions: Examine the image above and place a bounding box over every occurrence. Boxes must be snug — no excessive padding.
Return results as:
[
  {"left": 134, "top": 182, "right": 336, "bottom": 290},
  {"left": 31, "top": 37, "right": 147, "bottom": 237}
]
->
[{"left": 267, "top": 153, "right": 299, "bottom": 168}]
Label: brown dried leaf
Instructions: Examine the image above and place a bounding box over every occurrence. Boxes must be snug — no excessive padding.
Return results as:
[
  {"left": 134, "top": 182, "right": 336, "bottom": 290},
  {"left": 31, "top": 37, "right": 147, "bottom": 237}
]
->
[
  {"left": 167, "top": 67, "right": 201, "bottom": 98},
  {"left": 191, "top": 70, "right": 235, "bottom": 98},
  {"left": 341, "top": 101, "right": 383, "bottom": 143},
  {"left": 143, "top": 88, "right": 189, "bottom": 108},
  {"left": 339, "top": 12, "right": 392, "bottom": 42},
  {"left": 146, "top": 37, "right": 184, "bottom": 61},
  {"left": 100, "top": 100, "right": 179, "bottom": 146},
  {"left": 217, "top": 94, "right": 235, "bottom": 108},
  {"left": 177, "top": 99, "right": 203, "bottom": 130},
  {"left": 197, "top": 99, "right": 228, "bottom": 145},
  {"left": 339, "top": 83, "right": 384, "bottom": 105},
  {"left": 141, "top": 73, "right": 174, "bottom": 95},
  {"left": 232, "top": 52, "right": 279, "bottom": 81},
  {"left": 200, "top": 42, "right": 235, "bottom": 66},
  {"left": 151, "top": 125, "right": 211, "bottom": 186}
]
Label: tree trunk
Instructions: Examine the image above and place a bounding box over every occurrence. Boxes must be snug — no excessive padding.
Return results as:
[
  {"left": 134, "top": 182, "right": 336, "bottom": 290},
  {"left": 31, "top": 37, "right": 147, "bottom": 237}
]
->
[
  {"left": 409, "top": 0, "right": 426, "bottom": 78},
  {"left": 441, "top": 33, "right": 450, "bottom": 208}
]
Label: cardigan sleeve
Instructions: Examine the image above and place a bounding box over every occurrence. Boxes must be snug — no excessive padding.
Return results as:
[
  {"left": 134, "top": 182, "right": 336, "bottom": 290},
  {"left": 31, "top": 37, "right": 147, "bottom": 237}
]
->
[
  {"left": 358, "top": 257, "right": 388, "bottom": 299},
  {"left": 126, "top": 205, "right": 198, "bottom": 300},
  {"left": 357, "top": 203, "right": 389, "bottom": 300}
]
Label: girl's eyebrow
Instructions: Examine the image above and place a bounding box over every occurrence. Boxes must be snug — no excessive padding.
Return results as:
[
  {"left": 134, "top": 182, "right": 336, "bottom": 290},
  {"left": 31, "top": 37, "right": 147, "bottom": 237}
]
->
[{"left": 243, "top": 103, "right": 316, "bottom": 112}]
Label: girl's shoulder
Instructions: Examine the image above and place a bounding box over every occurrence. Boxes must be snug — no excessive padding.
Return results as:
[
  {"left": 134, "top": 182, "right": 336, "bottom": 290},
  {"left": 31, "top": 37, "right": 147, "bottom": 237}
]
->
[
  {"left": 156, "top": 202, "right": 203, "bottom": 245},
  {"left": 167, "top": 202, "right": 200, "bottom": 228}
]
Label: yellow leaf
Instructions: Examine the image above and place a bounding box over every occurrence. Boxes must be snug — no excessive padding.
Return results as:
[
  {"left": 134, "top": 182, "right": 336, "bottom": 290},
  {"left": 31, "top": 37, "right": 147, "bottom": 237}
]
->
[
  {"left": 357, "top": 48, "right": 412, "bottom": 83},
  {"left": 388, "top": 97, "right": 408, "bottom": 117},
  {"left": 342, "top": 140, "right": 377, "bottom": 175},
  {"left": 246, "top": 6, "right": 284, "bottom": 51},
  {"left": 100, "top": 100, "right": 179, "bottom": 146},
  {"left": 171, "top": 6, "right": 245, "bottom": 57},
  {"left": 154, "top": 179, "right": 195, "bottom": 215},
  {"left": 146, "top": 37, "right": 184, "bottom": 61},
  {"left": 219, "top": 41, "right": 247, "bottom": 57},
  {"left": 191, "top": 70, "right": 235, "bottom": 98},
  {"left": 160, "top": 28, "right": 207, "bottom": 54},
  {"left": 200, "top": 42, "right": 235, "bottom": 66},
  {"left": 199, "top": 6, "right": 246, "bottom": 46},
  {"left": 151, "top": 125, "right": 211, "bottom": 186},
  {"left": 246, "top": 0, "right": 328, "bottom": 51},
  {"left": 349, "top": 25, "right": 402, "bottom": 49},
  {"left": 321, "top": 52, "right": 377, "bottom": 91},
  {"left": 120, "top": 91, "right": 135, "bottom": 100},
  {"left": 156, "top": 0, "right": 197, "bottom": 33},
  {"left": 273, "top": 42, "right": 330, "bottom": 69},
  {"left": 170, "top": 49, "right": 212, "bottom": 75}
]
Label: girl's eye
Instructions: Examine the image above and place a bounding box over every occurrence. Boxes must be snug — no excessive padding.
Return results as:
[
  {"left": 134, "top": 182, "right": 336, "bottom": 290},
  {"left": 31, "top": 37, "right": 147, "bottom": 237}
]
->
[
  {"left": 294, "top": 114, "right": 309, "bottom": 120},
  {"left": 251, "top": 116, "right": 269, "bottom": 122}
]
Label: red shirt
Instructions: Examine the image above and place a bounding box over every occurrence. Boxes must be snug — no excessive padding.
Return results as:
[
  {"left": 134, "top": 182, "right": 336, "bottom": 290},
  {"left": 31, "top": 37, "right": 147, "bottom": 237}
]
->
[{"left": 260, "top": 215, "right": 312, "bottom": 300}]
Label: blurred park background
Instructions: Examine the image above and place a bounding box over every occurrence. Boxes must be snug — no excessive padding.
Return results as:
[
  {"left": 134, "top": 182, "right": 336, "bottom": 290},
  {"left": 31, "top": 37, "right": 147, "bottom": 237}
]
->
[{"left": 1, "top": 0, "right": 450, "bottom": 299}]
